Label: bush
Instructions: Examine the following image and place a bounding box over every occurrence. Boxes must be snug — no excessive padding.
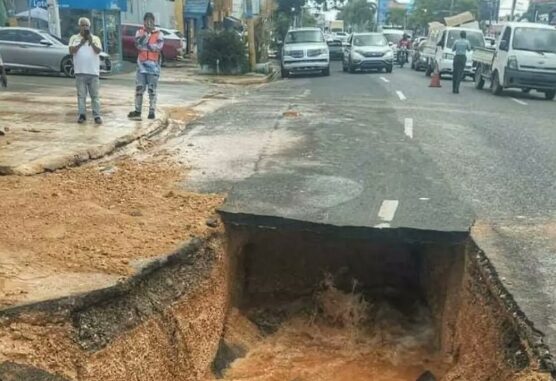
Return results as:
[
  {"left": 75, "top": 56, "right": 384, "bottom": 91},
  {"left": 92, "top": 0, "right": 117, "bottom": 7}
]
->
[{"left": 199, "top": 30, "right": 248, "bottom": 74}]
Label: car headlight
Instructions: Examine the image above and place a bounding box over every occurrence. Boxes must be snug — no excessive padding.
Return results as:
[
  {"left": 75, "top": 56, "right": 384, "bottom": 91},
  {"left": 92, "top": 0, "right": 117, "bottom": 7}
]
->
[
  {"left": 384, "top": 50, "right": 393, "bottom": 59},
  {"left": 353, "top": 50, "right": 366, "bottom": 57},
  {"left": 508, "top": 55, "right": 518, "bottom": 70},
  {"left": 442, "top": 53, "right": 454, "bottom": 60},
  {"left": 319, "top": 48, "right": 329, "bottom": 55}
]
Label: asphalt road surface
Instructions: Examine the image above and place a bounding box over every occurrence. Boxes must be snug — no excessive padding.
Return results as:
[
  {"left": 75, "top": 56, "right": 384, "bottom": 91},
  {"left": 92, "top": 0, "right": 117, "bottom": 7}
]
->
[{"left": 174, "top": 61, "right": 556, "bottom": 354}]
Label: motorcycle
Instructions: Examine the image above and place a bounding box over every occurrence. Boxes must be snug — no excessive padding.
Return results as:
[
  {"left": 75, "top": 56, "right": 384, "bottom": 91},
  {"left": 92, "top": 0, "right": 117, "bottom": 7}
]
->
[{"left": 397, "top": 46, "right": 409, "bottom": 68}]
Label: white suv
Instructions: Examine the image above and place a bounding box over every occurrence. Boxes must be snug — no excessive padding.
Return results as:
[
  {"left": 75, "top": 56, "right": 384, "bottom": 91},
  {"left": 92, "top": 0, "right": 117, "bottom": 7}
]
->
[{"left": 281, "top": 28, "right": 330, "bottom": 78}]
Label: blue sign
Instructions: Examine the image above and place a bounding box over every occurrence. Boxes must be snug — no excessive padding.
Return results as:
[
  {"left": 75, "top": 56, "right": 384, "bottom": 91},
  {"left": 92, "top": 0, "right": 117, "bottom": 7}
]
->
[
  {"left": 30, "top": 0, "right": 48, "bottom": 8},
  {"left": 58, "top": 0, "right": 127, "bottom": 11}
]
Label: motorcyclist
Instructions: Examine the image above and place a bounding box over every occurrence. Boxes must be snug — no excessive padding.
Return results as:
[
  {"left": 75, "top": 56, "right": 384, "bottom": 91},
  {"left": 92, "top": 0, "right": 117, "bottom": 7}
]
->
[{"left": 397, "top": 34, "right": 411, "bottom": 64}]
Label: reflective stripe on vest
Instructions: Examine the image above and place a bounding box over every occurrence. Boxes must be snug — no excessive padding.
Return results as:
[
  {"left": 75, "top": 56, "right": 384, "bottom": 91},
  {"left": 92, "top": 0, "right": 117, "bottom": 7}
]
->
[{"left": 138, "top": 30, "right": 160, "bottom": 62}]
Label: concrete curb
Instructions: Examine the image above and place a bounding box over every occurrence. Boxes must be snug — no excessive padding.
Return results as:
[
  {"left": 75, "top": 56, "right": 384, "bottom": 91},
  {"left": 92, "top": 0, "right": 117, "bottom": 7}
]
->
[{"left": 0, "top": 112, "right": 169, "bottom": 176}]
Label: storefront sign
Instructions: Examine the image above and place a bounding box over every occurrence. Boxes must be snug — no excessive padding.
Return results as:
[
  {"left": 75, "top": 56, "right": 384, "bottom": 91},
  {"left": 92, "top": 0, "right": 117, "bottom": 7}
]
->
[
  {"left": 30, "top": 0, "right": 48, "bottom": 8},
  {"left": 58, "top": 0, "right": 127, "bottom": 11}
]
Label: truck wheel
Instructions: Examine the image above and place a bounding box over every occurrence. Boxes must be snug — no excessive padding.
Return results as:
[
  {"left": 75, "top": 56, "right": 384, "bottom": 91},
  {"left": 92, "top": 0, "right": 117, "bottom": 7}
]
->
[
  {"left": 281, "top": 68, "right": 289, "bottom": 78},
  {"left": 323, "top": 66, "right": 330, "bottom": 76},
  {"left": 491, "top": 71, "right": 503, "bottom": 96},
  {"left": 474, "top": 66, "right": 485, "bottom": 90},
  {"left": 544, "top": 90, "right": 555, "bottom": 100}
]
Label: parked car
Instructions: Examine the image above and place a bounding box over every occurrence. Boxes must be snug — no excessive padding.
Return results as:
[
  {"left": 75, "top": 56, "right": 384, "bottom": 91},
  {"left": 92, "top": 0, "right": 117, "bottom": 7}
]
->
[
  {"left": 343, "top": 32, "right": 394, "bottom": 73},
  {"left": 0, "top": 27, "right": 111, "bottom": 77},
  {"left": 327, "top": 39, "right": 343, "bottom": 60},
  {"left": 281, "top": 27, "right": 330, "bottom": 78},
  {"left": 121, "top": 23, "right": 185, "bottom": 65}
]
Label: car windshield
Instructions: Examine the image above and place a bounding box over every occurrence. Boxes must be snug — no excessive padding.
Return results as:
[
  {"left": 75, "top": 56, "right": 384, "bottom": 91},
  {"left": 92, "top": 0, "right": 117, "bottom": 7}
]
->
[
  {"left": 447, "top": 30, "right": 485, "bottom": 49},
  {"left": 285, "top": 30, "right": 324, "bottom": 44},
  {"left": 353, "top": 35, "right": 387, "bottom": 47},
  {"left": 513, "top": 27, "right": 556, "bottom": 53},
  {"left": 383, "top": 32, "right": 404, "bottom": 44}
]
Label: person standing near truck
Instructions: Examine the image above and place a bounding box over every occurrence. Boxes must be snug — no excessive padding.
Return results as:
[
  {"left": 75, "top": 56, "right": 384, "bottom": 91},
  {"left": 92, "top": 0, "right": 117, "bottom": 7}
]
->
[
  {"left": 127, "top": 12, "right": 164, "bottom": 121},
  {"left": 451, "top": 30, "right": 471, "bottom": 94}
]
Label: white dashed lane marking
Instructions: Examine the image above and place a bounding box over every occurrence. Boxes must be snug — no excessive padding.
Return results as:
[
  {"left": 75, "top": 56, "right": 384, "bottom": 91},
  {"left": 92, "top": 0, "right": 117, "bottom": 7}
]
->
[
  {"left": 404, "top": 118, "right": 413, "bottom": 139},
  {"left": 396, "top": 91, "right": 407, "bottom": 101},
  {"left": 511, "top": 98, "right": 528, "bottom": 106},
  {"left": 374, "top": 200, "right": 399, "bottom": 228}
]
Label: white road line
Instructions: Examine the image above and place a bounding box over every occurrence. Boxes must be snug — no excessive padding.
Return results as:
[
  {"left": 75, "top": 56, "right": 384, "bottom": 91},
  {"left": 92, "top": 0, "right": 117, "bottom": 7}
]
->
[
  {"left": 374, "top": 223, "right": 391, "bottom": 228},
  {"left": 404, "top": 118, "right": 413, "bottom": 139},
  {"left": 396, "top": 91, "right": 407, "bottom": 101},
  {"left": 419, "top": 197, "right": 430, "bottom": 201},
  {"left": 377, "top": 200, "right": 399, "bottom": 222},
  {"left": 380, "top": 77, "right": 390, "bottom": 83},
  {"left": 303, "top": 89, "right": 311, "bottom": 97},
  {"left": 511, "top": 98, "right": 528, "bottom": 105}
]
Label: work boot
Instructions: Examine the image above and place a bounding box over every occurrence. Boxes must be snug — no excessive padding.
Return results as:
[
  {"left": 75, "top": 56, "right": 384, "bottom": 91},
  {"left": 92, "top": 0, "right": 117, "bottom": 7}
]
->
[
  {"left": 94, "top": 116, "right": 103, "bottom": 125},
  {"left": 77, "top": 114, "right": 86, "bottom": 124},
  {"left": 148, "top": 111, "right": 155, "bottom": 120},
  {"left": 128, "top": 111, "right": 141, "bottom": 120}
]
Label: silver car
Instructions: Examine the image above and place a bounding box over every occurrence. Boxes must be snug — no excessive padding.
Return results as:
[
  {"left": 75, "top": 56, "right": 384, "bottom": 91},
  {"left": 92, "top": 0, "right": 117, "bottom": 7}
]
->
[
  {"left": 281, "top": 27, "right": 330, "bottom": 78},
  {"left": 0, "top": 27, "right": 111, "bottom": 77},
  {"left": 343, "top": 33, "right": 394, "bottom": 73}
]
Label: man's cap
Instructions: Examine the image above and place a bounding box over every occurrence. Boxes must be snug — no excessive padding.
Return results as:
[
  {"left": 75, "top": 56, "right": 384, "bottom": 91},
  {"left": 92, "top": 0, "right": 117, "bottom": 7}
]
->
[{"left": 144, "top": 12, "right": 155, "bottom": 21}]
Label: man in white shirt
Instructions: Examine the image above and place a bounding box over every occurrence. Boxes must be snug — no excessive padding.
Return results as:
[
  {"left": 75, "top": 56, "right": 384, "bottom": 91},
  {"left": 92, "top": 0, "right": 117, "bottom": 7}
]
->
[{"left": 69, "top": 17, "right": 103, "bottom": 124}]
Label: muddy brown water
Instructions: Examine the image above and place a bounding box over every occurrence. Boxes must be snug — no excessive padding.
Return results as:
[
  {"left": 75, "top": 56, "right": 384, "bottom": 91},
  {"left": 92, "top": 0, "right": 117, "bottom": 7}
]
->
[{"left": 211, "top": 288, "right": 452, "bottom": 381}]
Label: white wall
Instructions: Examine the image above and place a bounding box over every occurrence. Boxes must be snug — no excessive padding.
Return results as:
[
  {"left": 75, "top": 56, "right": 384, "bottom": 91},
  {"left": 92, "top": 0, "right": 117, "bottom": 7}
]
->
[{"left": 121, "top": 0, "right": 176, "bottom": 28}]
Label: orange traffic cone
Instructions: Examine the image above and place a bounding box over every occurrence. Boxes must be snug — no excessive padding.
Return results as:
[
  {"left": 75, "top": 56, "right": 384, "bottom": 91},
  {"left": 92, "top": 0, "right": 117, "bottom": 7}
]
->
[{"left": 429, "top": 62, "right": 441, "bottom": 88}]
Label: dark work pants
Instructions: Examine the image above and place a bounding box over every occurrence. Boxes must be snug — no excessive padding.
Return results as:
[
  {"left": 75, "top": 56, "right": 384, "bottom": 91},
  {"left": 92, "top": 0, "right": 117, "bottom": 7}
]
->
[{"left": 452, "top": 55, "right": 466, "bottom": 93}]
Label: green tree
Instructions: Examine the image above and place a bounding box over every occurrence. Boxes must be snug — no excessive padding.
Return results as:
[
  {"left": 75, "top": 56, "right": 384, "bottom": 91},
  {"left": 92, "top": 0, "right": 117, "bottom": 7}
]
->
[
  {"left": 387, "top": 8, "right": 407, "bottom": 26},
  {"left": 409, "top": 0, "right": 479, "bottom": 29},
  {"left": 337, "top": 0, "right": 376, "bottom": 31}
]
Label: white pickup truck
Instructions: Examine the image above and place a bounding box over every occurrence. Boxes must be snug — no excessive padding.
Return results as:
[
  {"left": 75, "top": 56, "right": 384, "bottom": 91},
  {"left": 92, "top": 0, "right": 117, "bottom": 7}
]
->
[
  {"left": 473, "top": 22, "right": 556, "bottom": 100},
  {"left": 421, "top": 26, "right": 486, "bottom": 78}
]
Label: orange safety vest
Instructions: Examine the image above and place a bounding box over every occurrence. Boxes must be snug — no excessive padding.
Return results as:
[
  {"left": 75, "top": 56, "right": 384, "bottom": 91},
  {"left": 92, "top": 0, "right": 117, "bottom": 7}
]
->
[{"left": 137, "top": 29, "right": 161, "bottom": 62}]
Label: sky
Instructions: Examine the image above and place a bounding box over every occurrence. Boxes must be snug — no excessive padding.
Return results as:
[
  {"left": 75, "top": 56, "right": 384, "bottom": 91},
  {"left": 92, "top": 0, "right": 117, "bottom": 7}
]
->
[{"left": 318, "top": 0, "right": 530, "bottom": 21}]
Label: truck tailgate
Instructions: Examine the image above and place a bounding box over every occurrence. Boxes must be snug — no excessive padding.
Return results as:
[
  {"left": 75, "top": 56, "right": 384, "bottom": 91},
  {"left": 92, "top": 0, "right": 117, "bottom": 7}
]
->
[{"left": 473, "top": 47, "right": 495, "bottom": 65}]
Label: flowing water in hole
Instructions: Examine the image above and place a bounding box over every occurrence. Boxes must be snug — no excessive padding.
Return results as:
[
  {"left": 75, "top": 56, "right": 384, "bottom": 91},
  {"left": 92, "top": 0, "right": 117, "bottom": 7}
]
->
[{"left": 211, "top": 278, "right": 453, "bottom": 381}]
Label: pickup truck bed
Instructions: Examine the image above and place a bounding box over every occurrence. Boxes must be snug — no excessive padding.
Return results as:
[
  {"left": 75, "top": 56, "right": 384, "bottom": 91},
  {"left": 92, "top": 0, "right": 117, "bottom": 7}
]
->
[{"left": 472, "top": 47, "right": 495, "bottom": 65}]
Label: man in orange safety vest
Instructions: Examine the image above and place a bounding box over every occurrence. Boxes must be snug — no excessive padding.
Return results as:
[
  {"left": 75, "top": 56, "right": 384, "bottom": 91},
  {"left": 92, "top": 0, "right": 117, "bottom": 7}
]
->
[{"left": 128, "top": 12, "right": 164, "bottom": 120}]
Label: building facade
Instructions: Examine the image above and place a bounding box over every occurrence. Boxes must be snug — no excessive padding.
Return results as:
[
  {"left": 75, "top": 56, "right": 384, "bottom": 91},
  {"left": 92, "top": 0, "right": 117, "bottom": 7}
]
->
[{"left": 121, "top": 0, "right": 176, "bottom": 28}]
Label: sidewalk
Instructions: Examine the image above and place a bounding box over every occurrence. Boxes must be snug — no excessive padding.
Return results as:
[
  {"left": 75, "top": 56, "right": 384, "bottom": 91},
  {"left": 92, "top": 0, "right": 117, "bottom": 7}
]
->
[
  {"left": 0, "top": 83, "right": 167, "bottom": 175},
  {"left": 111, "top": 58, "right": 276, "bottom": 86}
]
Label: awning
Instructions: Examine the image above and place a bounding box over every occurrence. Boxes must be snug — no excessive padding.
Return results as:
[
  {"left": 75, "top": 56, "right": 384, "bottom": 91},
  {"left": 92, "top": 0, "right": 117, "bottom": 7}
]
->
[{"left": 185, "top": 0, "right": 212, "bottom": 17}]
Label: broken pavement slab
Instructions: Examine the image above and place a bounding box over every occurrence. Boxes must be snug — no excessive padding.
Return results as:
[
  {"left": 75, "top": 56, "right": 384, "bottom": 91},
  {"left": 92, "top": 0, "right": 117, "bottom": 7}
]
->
[
  {"left": 472, "top": 219, "right": 556, "bottom": 371},
  {"left": 0, "top": 91, "right": 167, "bottom": 175}
]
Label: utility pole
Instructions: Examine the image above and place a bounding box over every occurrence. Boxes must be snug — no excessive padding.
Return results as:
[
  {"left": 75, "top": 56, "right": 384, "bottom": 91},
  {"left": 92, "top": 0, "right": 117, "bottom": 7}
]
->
[
  {"left": 510, "top": 0, "right": 517, "bottom": 20},
  {"left": 248, "top": 17, "right": 256, "bottom": 72}
]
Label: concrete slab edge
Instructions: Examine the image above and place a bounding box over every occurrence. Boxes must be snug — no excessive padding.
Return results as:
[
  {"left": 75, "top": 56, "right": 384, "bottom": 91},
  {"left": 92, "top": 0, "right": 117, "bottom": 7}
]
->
[
  {"left": 218, "top": 210, "right": 470, "bottom": 244},
  {"left": 469, "top": 238, "right": 556, "bottom": 375},
  {"left": 1, "top": 113, "right": 169, "bottom": 176}
]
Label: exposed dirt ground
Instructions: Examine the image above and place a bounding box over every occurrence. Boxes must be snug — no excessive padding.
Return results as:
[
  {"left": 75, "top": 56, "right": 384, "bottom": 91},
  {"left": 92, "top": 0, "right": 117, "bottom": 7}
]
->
[{"left": 0, "top": 157, "right": 224, "bottom": 308}]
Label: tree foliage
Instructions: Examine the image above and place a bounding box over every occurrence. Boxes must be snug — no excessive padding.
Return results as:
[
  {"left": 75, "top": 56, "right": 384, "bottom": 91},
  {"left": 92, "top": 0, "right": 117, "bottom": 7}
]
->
[
  {"left": 199, "top": 30, "right": 248, "bottom": 74},
  {"left": 409, "top": 0, "right": 479, "bottom": 29},
  {"left": 337, "top": 0, "right": 375, "bottom": 31},
  {"left": 387, "top": 8, "right": 407, "bottom": 25}
]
